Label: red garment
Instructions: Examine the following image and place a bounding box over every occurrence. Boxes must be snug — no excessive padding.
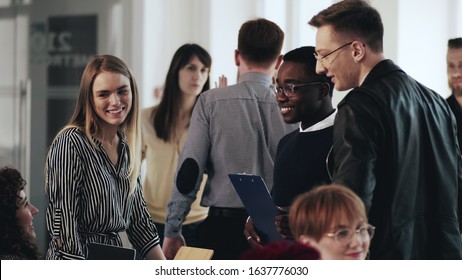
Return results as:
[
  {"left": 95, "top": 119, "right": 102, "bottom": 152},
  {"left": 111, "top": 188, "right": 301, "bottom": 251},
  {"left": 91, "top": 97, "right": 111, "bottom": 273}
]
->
[{"left": 240, "top": 240, "right": 320, "bottom": 260}]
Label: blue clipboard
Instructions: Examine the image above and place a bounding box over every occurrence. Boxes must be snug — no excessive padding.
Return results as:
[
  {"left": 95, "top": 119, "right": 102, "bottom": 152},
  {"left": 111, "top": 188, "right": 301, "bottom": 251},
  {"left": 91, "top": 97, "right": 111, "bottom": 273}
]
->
[{"left": 228, "top": 173, "right": 282, "bottom": 244}]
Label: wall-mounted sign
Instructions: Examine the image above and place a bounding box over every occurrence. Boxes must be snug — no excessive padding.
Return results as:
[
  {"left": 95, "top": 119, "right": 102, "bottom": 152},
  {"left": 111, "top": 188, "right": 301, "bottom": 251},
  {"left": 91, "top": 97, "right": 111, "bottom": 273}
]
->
[{"left": 47, "top": 15, "right": 97, "bottom": 86}]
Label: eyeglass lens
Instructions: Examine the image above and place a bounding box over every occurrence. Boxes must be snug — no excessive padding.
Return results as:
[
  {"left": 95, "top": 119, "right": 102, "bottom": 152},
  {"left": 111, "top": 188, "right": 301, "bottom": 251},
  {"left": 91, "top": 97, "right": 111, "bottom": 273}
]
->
[
  {"left": 335, "top": 225, "right": 374, "bottom": 243},
  {"left": 271, "top": 82, "right": 323, "bottom": 97},
  {"left": 315, "top": 41, "right": 353, "bottom": 67}
]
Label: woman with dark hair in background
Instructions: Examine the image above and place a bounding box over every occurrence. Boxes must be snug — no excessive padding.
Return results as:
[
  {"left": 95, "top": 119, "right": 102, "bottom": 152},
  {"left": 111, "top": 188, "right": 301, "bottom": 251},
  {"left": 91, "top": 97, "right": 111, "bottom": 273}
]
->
[
  {"left": 0, "top": 166, "right": 40, "bottom": 260},
  {"left": 141, "top": 43, "right": 214, "bottom": 246}
]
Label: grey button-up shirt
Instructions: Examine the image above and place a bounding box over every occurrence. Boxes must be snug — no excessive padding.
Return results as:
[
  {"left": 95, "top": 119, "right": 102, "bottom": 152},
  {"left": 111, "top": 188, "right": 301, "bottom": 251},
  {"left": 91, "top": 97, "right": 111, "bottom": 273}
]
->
[{"left": 165, "top": 72, "right": 296, "bottom": 237}]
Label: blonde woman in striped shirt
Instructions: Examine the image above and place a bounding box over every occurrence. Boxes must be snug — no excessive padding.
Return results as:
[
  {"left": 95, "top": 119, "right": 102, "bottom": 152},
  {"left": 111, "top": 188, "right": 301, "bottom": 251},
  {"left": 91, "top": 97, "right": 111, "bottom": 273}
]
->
[{"left": 45, "top": 55, "right": 165, "bottom": 260}]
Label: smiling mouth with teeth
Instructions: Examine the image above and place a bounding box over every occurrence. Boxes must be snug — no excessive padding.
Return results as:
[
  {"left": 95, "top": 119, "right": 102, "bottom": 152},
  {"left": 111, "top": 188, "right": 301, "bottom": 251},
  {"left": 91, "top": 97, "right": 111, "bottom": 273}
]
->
[
  {"left": 281, "top": 107, "right": 294, "bottom": 113},
  {"left": 108, "top": 108, "right": 123, "bottom": 114}
]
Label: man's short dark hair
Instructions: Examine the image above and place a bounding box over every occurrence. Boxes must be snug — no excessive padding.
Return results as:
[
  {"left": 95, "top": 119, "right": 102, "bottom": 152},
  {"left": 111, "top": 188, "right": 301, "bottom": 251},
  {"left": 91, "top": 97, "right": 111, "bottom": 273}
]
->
[
  {"left": 308, "top": 0, "right": 383, "bottom": 53},
  {"left": 283, "top": 46, "right": 334, "bottom": 96},
  {"left": 448, "top": 38, "right": 462, "bottom": 49},
  {"left": 238, "top": 18, "right": 284, "bottom": 66}
]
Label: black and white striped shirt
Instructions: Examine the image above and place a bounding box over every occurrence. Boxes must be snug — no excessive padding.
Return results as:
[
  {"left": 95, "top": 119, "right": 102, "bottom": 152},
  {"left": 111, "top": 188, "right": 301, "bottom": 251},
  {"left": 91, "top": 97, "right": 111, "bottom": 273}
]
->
[{"left": 45, "top": 127, "right": 159, "bottom": 259}]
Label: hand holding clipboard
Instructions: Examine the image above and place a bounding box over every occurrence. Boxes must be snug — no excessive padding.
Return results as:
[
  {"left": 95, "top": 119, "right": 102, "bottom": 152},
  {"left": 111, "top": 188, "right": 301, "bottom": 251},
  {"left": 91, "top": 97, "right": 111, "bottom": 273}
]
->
[{"left": 228, "top": 173, "right": 283, "bottom": 244}]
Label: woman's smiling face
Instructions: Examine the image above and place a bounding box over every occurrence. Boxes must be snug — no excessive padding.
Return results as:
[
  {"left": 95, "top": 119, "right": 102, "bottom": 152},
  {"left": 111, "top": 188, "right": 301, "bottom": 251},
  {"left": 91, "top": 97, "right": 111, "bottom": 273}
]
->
[
  {"left": 92, "top": 71, "right": 132, "bottom": 129},
  {"left": 16, "top": 190, "right": 39, "bottom": 240}
]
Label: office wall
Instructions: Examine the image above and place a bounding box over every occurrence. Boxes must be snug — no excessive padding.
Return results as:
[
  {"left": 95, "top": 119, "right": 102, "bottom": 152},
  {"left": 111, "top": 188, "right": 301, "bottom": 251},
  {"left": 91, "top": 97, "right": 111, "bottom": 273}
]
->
[
  {"left": 135, "top": 0, "right": 461, "bottom": 109},
  {"left": 396, "top": 0, "right": 455, "bottom": 98}
]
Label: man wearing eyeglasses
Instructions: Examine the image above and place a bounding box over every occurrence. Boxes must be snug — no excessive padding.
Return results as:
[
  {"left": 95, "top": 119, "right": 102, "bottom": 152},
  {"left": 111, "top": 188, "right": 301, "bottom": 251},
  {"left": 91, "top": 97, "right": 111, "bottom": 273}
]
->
[
  {"left": 446, "top": 38, "right": 462, "bottom": 154},
  {"left": 271, "top": 47, "right": 336, "bottom": 208},
  {"left": 244, "top": 46, "right": 335, "bottom": 247},
  {"left": 309, "top": 0, "right": 462, "bottom": 259}
]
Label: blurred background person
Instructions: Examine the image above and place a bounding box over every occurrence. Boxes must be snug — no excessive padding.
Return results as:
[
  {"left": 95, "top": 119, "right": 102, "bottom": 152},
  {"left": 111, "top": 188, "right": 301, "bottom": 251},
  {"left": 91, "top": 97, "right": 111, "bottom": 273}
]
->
[
  {"left": 163, "top": 18, "right": 292, "bottom": 260},
  {"left": 289, "top": 184, "right": 374, "bottom": 260},
  {"left": 0, "top": 166, "right": 40, "bottom": 260},
  {"left": 45, "top": 55, "right": 165, "bottom": 260},
  {"left": 141, "top": 43, "right": 212, "bottom": 246},
  {"left": 446, "top": 37, "right": 462, "bottom": 152}
]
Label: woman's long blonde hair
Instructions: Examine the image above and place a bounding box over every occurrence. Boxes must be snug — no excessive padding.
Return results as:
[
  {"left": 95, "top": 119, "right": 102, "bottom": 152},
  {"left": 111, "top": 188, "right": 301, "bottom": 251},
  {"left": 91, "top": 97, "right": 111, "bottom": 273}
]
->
[{"left": 54, "top": 54, "right": 141, "bottom": 194}]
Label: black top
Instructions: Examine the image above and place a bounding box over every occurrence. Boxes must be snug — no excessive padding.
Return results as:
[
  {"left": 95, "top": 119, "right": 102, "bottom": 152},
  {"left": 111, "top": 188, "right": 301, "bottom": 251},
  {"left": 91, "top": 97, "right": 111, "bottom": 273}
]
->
[
  {"left": 446, "top": 94, "right": 462, "bottom": 154},
  {"left": 272, "top": 127, "right": 333, "bottom": 207}
]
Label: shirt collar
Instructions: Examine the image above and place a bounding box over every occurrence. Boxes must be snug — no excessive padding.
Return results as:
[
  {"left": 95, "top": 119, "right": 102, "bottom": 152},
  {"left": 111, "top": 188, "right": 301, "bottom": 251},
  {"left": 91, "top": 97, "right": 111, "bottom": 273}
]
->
[
  {"left": 237, "top": 72, "right": 273, "bottom": 85},
  {"left": 299, "top": 109, "right": 336, "bottom": 132},
  {"left": 359, "top": 71, "right": 370, "bottom": 86}
]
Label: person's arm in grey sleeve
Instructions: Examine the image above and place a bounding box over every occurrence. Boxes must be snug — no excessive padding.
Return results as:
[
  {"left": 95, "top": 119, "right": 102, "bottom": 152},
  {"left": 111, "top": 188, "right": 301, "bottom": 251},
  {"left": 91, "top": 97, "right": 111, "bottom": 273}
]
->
[{"left": 163, "top": 94, "right": 211, "bottom": 258}]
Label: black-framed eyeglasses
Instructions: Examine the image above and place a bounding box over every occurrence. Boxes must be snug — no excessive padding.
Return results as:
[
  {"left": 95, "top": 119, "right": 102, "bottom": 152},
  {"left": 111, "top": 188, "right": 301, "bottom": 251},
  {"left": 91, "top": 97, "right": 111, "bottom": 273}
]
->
[
  {"left": 324, "top": 224, "right": 375, "bottom": 245},
  {"left": 270, "top": 82, "right": 324, "bottom": 98},
  {"left": 313, "top": 41, "right": 354, "bottom": 68}
]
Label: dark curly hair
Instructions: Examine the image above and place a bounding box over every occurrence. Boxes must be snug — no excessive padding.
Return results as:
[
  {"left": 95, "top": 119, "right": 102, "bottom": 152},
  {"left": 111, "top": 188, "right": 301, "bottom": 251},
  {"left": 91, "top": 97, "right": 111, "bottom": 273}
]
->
[{"left": 0, "top": 166, "right": 40, "bottom": 259}]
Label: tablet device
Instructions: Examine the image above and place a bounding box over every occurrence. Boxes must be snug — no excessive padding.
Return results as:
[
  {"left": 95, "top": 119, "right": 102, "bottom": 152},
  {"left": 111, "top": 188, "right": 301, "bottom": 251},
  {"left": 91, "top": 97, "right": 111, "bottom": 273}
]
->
[
  {"left": 228, "top": 173, "right": 282, "bottom": 244},
  {"left": 87, "top": 242, "right": 136, "bottom": 260}
]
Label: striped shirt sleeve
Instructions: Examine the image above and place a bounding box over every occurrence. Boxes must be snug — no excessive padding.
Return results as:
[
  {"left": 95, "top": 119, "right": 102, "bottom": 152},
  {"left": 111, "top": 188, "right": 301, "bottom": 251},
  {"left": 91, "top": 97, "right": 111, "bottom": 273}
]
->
[
  {"left": 126, "top": 176, "right": 160, "bottom": 258},
  {"left": 46, "top": 131, "right": 85, "bottom": 259}
]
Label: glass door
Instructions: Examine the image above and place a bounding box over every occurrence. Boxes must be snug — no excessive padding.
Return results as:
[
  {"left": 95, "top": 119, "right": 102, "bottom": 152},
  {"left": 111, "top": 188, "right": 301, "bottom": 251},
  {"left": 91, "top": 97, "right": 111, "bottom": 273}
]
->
[{"left": 0, "top": 0, "right": 31, "bottom": 182}]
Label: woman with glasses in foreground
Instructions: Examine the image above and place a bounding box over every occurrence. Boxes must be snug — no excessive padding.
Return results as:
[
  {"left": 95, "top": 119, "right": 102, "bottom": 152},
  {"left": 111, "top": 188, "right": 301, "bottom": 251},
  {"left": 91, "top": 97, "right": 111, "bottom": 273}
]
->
[{"left": 289, "top": 184, "right": 374, "bottom": 260}]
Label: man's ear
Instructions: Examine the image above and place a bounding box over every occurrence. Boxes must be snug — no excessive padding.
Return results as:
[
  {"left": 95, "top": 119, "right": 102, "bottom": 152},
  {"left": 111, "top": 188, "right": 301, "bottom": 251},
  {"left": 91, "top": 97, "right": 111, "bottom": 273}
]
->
[
  {"left": 352, "top": 41, "right": 366, "bottom": 63},
  {"left": 319, "top": 83, "right": 331, "bottom": 99},
  {"left": 275, "top": 54, "right": 283, "bottom": 69},
  {"left": 234, "top": 49, "right": 240, "bottom": 66}
]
